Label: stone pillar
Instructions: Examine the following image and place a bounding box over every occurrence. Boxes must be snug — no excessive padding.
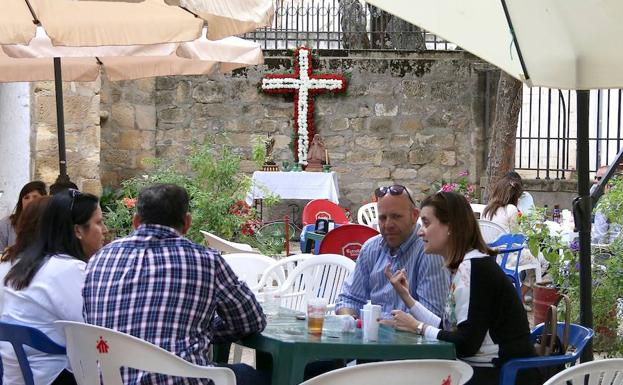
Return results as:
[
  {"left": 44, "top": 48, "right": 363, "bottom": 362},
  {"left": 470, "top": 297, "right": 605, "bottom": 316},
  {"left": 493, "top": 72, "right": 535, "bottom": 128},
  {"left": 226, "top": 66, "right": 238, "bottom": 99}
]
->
[{"left": 0, "top": 83, "right": 31, "bottom": 217}]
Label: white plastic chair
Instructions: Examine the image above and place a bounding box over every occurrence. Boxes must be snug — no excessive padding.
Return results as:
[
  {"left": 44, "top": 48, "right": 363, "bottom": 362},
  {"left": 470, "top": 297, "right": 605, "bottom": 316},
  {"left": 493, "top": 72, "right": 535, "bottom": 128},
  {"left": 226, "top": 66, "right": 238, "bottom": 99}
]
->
[
  {"left": 256, "top": 253, "right": 313, "bottom": 289},
  {"left": 299, "top": 359, "right": 473, "bottom": 385},
  {"left": 275, "top": 254, "right": 356, "bottom": 312},
  {"left": 357, "top": 202, "right": 378, "bottom": 229},
  {"left": 200, "top": 230, "right": 258, "bottom": 254},
  {"left": 478, "top": 219, "right": 507, "bottom": 244},
  {"left": 542, "top": 358, "right": 623, "bottom": 385},
  {"left": 222, "top": 253, "right": 277, "bottom": 293},
  {"left": 470, "top": 203, "right": 486, "bottom": 219},
  {"left": 56, "top": 321, "right": 236, "bottom": 385}
]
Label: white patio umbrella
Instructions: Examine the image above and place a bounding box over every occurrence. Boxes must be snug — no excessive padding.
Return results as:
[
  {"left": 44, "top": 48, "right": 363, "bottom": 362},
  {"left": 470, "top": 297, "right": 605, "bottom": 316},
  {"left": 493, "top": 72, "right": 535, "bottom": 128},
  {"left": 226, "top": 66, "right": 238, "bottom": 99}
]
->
[
  {"left": 0, "top": 0, "right": 272, "bottom": 185},
  {"left": 180, "top": 0, "right": 275, "bottom": 40},
  {"left": 1, "top": 30, "right": 264, "bottom": 183},
  {"left": 364, "top": 0, "right": 623, "bottom": 360},
  {"left": 0, "top": 0, "right": 204, "bottom": 46}
]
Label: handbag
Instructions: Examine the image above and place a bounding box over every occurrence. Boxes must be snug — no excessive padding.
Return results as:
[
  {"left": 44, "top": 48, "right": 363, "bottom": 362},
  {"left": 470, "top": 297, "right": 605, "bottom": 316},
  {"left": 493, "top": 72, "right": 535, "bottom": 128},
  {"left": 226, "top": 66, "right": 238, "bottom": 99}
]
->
[{"left": 534, "top": 294, "right": 570, "bottom": 379}]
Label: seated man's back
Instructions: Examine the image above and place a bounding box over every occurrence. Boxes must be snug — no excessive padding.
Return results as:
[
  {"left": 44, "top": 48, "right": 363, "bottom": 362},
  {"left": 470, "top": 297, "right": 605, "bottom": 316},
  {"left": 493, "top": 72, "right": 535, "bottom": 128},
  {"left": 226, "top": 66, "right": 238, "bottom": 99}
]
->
[{"left": 83, "top": 184, "right": 266, "bottom": 385}]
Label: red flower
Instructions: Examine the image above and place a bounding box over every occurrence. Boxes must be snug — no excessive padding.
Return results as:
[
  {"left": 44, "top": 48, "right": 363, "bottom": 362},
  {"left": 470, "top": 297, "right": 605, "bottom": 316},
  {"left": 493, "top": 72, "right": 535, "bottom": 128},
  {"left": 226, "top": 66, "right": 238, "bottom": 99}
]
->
[{"left": 122, "top": 197, "right": 136, "bottom": 209}]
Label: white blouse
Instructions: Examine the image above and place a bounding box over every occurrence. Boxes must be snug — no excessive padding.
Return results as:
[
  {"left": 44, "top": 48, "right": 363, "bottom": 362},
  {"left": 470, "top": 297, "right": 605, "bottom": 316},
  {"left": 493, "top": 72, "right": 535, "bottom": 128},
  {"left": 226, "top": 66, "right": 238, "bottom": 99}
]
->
[{"left": 0, "top": 254, "right": 85, "bottom": 385}]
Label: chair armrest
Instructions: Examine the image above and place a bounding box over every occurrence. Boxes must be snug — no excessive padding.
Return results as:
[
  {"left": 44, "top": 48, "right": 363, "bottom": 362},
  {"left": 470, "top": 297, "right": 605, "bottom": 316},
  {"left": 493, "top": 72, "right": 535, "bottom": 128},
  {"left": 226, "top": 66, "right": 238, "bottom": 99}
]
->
[{"left": 499, "top": 353, "right": 579, "bottom": 385}]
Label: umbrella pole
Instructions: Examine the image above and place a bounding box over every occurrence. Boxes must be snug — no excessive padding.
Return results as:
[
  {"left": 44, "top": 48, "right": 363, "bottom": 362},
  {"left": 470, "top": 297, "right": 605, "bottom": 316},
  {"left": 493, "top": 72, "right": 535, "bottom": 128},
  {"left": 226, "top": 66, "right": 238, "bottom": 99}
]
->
[
  {"left": 573, "top": 89, "right": 593, "bottom": 362},
  {"left": 53, "top": 57, "right": 71, "bottom": 185}
]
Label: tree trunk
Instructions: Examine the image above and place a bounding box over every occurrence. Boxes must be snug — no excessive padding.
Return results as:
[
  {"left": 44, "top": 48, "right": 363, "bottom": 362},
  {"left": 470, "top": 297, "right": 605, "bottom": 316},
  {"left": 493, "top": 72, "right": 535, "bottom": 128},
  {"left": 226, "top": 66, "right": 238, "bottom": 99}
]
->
[
  {"left": 483, "top": 71, "right": 523, "bottom": 201},
  {"left": 339, "top": 0, "right": 370, "bottom": 49}
]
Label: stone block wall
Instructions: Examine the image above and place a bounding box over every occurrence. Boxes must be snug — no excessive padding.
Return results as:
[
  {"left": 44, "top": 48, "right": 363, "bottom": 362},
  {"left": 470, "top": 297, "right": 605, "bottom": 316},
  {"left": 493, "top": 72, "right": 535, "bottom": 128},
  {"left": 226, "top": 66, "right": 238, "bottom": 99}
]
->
[
  {"left": 32, "top": 79, "right": 102, "bottom": 195},
  {"left": 100, "top": 78, "right": 157, "bottom": 186},
  {"left": 100, "top": 50, "right": 495, "bottom": 216}
]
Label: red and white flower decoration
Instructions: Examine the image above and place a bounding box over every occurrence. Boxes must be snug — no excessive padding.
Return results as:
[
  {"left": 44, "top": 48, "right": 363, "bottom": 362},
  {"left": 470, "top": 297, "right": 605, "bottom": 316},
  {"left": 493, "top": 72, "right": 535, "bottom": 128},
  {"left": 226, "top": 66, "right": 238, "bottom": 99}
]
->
[{"left": 261, "top": 47, "right": 347, "bottom": 165}]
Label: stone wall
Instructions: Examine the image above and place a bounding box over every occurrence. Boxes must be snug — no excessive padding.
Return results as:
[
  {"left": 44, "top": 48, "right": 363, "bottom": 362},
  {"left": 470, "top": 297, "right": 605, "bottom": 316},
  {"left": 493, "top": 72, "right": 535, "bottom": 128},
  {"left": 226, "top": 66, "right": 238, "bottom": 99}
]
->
[
  {"left": 32, "top": 80, "right": 102, "bottom": 195},
  {"left": 100, "top": 50, "right": 496, "bottom": 216}
]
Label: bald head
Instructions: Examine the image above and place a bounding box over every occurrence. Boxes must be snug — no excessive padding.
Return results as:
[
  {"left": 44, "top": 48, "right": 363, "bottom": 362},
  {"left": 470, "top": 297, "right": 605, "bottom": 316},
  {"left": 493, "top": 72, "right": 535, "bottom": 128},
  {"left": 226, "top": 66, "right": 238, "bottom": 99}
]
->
[{"left": 377, "top": 192, "right": 419, "bottom": 251}]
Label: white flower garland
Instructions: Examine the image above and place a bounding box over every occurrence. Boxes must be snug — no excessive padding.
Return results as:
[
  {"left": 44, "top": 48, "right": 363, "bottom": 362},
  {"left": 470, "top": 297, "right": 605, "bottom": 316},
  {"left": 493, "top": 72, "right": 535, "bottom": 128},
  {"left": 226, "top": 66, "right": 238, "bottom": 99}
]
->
[{"left": 261, "top": 47, "right": 346, "bottom": 165}]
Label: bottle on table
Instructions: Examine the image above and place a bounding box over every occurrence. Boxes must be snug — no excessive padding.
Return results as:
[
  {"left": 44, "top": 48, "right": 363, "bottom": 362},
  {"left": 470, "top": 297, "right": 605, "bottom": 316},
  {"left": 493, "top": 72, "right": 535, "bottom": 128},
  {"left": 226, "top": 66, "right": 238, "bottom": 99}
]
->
[{"left": 552, "top": 204, "right": 562, "bottom": 224}]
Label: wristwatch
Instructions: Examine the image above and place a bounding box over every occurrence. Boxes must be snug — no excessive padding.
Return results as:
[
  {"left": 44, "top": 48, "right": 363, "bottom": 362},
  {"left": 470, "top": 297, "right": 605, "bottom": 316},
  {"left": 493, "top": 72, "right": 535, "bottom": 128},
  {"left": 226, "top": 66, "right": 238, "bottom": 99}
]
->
[{"left": 416, "top": 322, "right": 425, "bottom": 335}]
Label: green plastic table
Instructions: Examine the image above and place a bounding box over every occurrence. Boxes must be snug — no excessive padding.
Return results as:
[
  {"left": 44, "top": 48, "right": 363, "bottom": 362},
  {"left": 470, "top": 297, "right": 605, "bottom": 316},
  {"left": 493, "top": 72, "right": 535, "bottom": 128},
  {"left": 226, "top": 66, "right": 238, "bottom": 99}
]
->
[{"left": 215, "top": 311, "right": 456, "bottom": 385}]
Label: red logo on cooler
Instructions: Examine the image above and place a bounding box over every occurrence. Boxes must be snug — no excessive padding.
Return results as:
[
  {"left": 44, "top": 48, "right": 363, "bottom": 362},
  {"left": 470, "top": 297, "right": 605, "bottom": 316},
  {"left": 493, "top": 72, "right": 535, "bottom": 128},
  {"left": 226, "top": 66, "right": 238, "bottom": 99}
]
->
[{"left": 341, "top": 242, "right": 362, "bottom": 260}]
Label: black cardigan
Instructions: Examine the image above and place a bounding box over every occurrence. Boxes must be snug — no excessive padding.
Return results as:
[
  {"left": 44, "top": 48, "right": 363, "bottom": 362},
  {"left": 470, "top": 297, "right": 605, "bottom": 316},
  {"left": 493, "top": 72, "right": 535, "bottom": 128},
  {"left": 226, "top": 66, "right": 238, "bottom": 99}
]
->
[{"left": 437, "top": 255, "right": 536, "bottom": 367}]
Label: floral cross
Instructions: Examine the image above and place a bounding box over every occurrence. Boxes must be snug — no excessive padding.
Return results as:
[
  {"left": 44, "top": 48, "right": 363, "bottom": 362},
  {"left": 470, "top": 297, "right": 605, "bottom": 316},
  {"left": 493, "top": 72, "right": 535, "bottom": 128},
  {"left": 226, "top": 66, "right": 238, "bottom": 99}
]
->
[{"left": 261, "top": 47, "right": 347, "bottom": 165}]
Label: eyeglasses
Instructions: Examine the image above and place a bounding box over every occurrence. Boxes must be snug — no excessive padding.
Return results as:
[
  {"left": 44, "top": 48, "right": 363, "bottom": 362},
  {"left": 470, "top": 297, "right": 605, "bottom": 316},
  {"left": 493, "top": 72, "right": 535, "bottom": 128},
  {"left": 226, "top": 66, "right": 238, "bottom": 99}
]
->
[
  {"left": 68, "top": 188, "right": 82, "bottom": 212},
  {"left": 374, "top": 185, "right": 416, "bottom": 206}
]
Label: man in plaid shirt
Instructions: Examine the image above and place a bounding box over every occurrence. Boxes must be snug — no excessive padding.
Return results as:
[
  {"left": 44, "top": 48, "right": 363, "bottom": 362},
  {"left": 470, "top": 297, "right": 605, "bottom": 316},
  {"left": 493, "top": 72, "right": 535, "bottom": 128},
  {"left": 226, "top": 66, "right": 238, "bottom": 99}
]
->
[{"left": 83, "top": 184, "right": 268, "bottom": 385}]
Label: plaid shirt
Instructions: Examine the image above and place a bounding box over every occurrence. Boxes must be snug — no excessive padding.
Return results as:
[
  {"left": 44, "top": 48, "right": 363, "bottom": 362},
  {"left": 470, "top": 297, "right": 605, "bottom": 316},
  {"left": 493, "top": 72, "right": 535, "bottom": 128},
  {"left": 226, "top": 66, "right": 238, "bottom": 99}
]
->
[{"left": 83, "top": 224, "right": 266, "bottom": 385}]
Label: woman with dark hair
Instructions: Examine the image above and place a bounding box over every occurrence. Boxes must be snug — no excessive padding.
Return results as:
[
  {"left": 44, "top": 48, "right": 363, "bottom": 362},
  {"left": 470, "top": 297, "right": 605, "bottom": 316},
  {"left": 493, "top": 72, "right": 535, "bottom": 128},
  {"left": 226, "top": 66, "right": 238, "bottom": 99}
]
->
[
  {"left": 0, "top": 189, "right": 106, "bottom": 385},
  {"left": 482, "top": 176, "right": 523, "bottom": 232},
  {"left": 0, "top": 196, "right": 52, "bottom": 311},
  {"left": 0, "top": 181, "right": 47, "bottom": 251},
  {"left": 380, "top": 192, "right": 540, "bottom": 385}
]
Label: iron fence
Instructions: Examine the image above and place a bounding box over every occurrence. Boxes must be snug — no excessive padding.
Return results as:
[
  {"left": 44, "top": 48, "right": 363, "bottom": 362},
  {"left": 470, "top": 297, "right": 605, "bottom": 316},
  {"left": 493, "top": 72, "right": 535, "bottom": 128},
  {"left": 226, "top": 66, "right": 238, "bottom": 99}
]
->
[
  {"left": 515, "top": 87, "right": 623, "bottom": 180},
  {"left": 242, "top": 0, "right": 456, "bottom": 51}
]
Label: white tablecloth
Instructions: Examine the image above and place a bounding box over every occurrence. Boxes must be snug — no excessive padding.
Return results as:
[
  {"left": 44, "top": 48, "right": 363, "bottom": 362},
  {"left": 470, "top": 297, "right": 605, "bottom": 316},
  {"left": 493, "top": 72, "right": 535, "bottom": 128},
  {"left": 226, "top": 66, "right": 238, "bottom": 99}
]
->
[{"left": 245, "top": 171, "right": 340, "bottom": 205}]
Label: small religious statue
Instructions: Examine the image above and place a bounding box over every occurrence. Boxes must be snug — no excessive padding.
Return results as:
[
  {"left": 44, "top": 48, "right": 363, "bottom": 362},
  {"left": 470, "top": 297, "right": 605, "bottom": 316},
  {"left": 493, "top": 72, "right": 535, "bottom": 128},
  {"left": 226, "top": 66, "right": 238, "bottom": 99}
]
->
[
  {"left": 262, "top": 135, "right": 279, "bottom": 171},
  {"left": 305, "top": 134, "right": 327, "bottom": 172}
]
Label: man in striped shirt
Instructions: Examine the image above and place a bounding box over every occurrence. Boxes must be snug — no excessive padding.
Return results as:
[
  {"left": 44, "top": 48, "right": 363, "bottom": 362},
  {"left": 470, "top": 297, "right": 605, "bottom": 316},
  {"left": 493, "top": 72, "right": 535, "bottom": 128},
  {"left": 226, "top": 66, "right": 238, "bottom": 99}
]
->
[
  {"left": 83, "top": 184, "right": 268, "bottom": 385},
  {"left": 336, "top": 185, "right": 449, "bottom": 318}
]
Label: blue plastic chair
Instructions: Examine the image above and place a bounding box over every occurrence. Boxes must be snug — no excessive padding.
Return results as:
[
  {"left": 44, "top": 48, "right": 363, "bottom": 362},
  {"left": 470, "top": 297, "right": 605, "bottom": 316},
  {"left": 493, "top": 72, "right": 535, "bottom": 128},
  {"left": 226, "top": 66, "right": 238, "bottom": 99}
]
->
[
  {"left": 488, "top": 233, "right": 526, "bottom": 298},
  {"left": 498, "top": 322, "right": 594, "bottom": 385},
  {"left": 0, "top": 321, "right": 67, "bottom": 385}
]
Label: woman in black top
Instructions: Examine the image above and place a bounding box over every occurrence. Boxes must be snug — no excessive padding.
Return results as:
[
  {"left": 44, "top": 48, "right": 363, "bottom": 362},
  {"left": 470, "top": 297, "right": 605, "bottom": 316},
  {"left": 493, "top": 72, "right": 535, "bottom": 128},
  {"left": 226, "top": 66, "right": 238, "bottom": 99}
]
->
[{"left": 380, "top": 192, "right": 541, "bottom": 385}]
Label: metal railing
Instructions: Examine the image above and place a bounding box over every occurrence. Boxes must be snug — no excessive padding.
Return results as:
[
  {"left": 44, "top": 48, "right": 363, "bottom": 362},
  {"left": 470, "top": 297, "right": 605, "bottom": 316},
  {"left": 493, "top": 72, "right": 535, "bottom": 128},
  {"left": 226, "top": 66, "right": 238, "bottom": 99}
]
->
[
  {"left": 243, "top": 0, "right": 456, "bottom": 51},
  {"left": 515, "top": 87, "right": 623, "bottom": 179}
]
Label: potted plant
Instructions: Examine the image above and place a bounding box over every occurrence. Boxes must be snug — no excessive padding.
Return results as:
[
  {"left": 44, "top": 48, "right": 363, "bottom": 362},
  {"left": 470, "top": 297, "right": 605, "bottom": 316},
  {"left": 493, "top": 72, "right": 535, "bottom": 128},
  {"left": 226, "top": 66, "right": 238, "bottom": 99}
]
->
[
  {"left": 102, "top": 135, "right": 278, "bottom": 247},
  {"left": 513, "top": 207, "right": 574, "bottom": 325},
  {"left": 433, "top": 170, "right": 479, "bottom": 203}
]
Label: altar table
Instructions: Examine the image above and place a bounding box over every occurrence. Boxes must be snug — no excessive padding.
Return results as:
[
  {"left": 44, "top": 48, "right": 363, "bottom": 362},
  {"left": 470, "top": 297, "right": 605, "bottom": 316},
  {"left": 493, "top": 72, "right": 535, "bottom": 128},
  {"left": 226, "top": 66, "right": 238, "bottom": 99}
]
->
[{"left": 245, "top": 171, "right": 340, "bottom": 205}]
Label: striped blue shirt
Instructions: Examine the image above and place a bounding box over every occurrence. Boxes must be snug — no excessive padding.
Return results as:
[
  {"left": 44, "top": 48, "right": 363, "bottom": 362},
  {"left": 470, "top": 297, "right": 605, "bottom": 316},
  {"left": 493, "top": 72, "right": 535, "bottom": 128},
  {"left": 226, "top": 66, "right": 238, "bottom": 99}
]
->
[{"left": 335, "top": 230, "right": 450, "bottom": 318}]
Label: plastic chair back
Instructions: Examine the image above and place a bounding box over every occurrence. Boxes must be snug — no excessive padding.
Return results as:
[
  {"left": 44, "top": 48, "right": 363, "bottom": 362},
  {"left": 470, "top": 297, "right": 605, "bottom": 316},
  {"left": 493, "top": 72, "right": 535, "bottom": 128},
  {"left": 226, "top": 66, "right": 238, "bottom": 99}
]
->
[
  {"left": 276, "top": 254, "right": 356, "bottom": 312},
  {"left": 470, "top": 203, "right": 486, "bottom": 219},
  {"left": 357, "top": 202, "right": 378, "bottom": 229},
  {"left": 56, "top": 321, "right": 236, "bottom": 385},
  {"left": 488, "top": 233, "right": 525, "bottom": 298},
  {"left": 302, "top": 199, "right": 349, "bottom": 226},
  {"left": 200, "top": 230, "right": 258, "bottom": 254},
  {"left": 478, "top": 219, "right": 507, "bottom": 244},
  {"left": 222, "top": 253, "right": 277, "bottom": 292},
  {"left": 499, "top": 323, "right": 594, "bottom": 385},
  {"left": 256, "top": 253, "right": 312, "bottom": 289},
  {"left": 0, "top": 321, "right": 66, "bottom": 385},
  {"left": 542, "top": 358, "right": 623, "bottom": 385},
  {"left": 300, "top": 359, "right": 473, "bottom": 385},
  {"left": 318, "top": 224, "right": 379, "bottom": 260}
]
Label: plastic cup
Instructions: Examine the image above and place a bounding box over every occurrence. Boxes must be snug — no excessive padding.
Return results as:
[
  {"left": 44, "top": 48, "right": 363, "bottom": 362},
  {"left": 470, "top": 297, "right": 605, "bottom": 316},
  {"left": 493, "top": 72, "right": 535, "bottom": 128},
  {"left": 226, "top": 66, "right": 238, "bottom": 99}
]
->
[
  {"left": 262, "top": 287, "right": 280, "bottom": 316},
  {"left": 307, "top": 297, "right": 329, "bottom": 335}
]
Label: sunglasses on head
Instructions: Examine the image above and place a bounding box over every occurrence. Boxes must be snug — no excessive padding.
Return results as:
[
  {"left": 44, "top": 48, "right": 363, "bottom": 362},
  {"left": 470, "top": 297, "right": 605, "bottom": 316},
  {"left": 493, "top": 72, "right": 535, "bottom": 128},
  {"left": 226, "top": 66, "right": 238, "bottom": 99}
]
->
[
  {"left": 68, "top": 188, "right": 82, "bottom": 212},
  {"left": 374, "top": 185, "right": 416, "bottom": 206}
]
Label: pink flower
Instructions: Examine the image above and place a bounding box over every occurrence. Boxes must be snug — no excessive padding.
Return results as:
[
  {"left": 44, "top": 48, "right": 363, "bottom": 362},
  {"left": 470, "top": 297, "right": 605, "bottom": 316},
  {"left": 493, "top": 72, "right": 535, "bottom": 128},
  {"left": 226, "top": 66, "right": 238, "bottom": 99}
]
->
[
  {"left": 467, "top": 185, "right": 474, "bottom": 193},
  {"left": 458, "top": 170, "right": 469, "bottom": 177},
  {"left": 441, "top": 184, "right": 454, "bottom": 192}
]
